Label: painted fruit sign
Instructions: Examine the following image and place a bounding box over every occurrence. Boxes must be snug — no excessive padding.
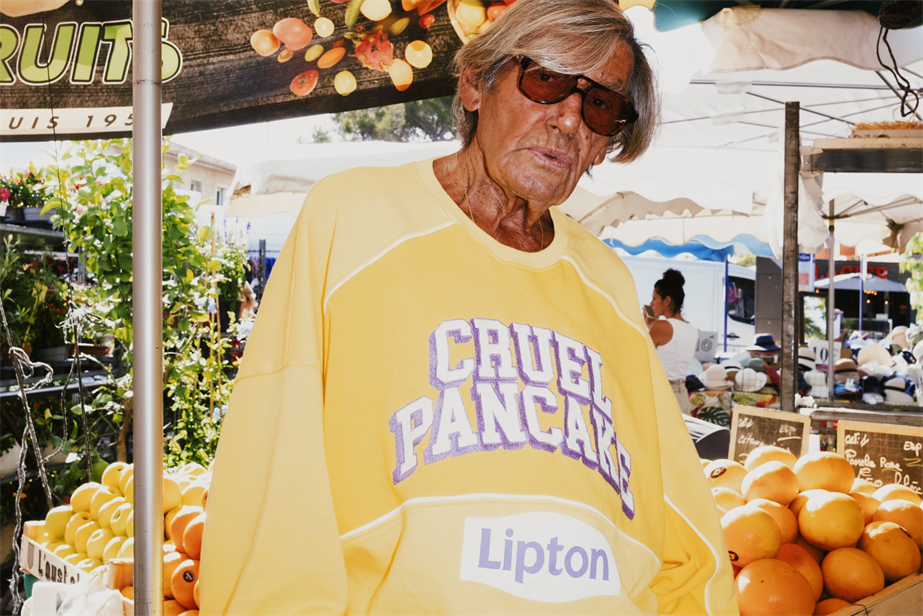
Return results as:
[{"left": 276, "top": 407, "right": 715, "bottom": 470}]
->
[{"left": 0, "top": 0, "right": 485, "bottom": 140}]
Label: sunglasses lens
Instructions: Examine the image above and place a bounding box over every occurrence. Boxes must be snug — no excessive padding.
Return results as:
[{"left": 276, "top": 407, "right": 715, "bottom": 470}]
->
[
  {"left": 582, "top": 87, "right": 631, "bottom": 136},
  {"left": 519, "top": 61, "right": 634, "bottom": 137},
  {"left": 520, "top": 65, "right": 575, "bottom": 103}
]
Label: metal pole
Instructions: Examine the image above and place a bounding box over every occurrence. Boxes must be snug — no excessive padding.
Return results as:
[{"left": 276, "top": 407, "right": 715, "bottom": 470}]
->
[
  {"left": 724, "top": 255, "right": 729, "bottom": 353},
  {"left": 780, "top": 102, "right": 800, "bottom": 413},
  {"left": 859, "top": 254, "right": 865, "bottom": 331},
  {"left": 827, "top": 203, "right": 835, "bottom": 402},
  {"left": 132, "top": 1, "right": 164, "bottom": 615}
]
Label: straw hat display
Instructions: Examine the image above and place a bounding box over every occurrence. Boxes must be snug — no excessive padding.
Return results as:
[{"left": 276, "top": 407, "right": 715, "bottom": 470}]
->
[
  {"left": 857, "top": 341, "right": 893, "bottom": 368},
  {"left": 735, "top": 368, "right": 767, "bottom": 393},
  {"left": 833, "top": 358, "right": 859, "bottom": 383},
  {"left": 798, "top": 347, "right": 816, "bottom": 372},
  {"left": 702, "top": 365, "right": 732, "bottom": 391}
]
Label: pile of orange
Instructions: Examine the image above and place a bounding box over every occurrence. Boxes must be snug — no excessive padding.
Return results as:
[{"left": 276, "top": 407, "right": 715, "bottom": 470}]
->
[{"left": 704, "top": 446, "right": 922, "bottom": 616}]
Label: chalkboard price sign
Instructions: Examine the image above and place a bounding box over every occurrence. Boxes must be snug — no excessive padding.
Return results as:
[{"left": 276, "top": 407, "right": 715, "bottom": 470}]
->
[
  {"left": 728, "top": 406, "right": 812, "bottom": 465},
  {"left": 837, "top": 420, "right": 923, "bottom": 496}
]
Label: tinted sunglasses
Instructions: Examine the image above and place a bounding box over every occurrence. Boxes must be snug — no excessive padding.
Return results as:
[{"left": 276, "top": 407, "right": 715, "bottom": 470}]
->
[{"left": 517, "top": 57, "right": 638, "bottom": 137}]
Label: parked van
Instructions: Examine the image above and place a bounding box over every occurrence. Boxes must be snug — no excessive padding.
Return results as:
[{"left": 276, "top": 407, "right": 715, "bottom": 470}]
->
[{"left": 620, "top": 255, "right": 756, "bottom": 357}]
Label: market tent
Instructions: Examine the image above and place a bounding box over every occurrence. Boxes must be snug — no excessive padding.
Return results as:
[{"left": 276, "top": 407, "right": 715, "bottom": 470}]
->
[{"left": 815, "top": 272, "right": 908, "bottom": 293}]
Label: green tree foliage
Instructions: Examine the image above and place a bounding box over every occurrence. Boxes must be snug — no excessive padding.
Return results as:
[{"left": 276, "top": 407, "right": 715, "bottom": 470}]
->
[{"left": 331, "top": 96, "right": 456, "bottom": 142}]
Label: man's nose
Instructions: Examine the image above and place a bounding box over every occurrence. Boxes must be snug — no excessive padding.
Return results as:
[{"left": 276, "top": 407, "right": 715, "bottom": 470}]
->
[{"left": 549, "top": 91, "right": 584, "bottom": 135}]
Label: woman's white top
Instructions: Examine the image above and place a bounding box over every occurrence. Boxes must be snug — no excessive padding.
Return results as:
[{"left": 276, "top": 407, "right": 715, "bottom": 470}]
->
[{"left": 655, "top": 317, "right": 699, "bottom": 381}]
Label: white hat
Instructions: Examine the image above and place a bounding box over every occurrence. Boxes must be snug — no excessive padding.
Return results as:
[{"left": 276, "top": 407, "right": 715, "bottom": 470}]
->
[
  {"left": 702, "top": 365, "right": 731, "bottom": 390},
  {"left": 857, "top": 341, "right": 893, "bottom": 368},
  {"left": 735, "top": 368, "right": 768, "bottom": 393},
  {"left": 798, "top": 347, "right": 816, "bottom": 371},
  {"left": 884, "top": 377, "right": 915, "bottom": 405}
]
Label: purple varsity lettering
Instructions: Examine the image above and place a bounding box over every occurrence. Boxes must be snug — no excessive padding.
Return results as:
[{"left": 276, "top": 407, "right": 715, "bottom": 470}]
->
[
  {"left": 511, "top": 323, "right": 555, "bottom": 386},
  {"left": 388, "top": 396, "right": 434, "bottom": 483},
  {"left": 473, "top": 318, "right": 518, "bottom": 381},
  {"left": 519, "top": 385, "right": 563, "bottom": 452},
  {"left": 473, "top": 381, "right": 527, "bottom": 450},
  {"left": 562, "top": 396, "right": 599, "bottom": 470},
  {"left": 389, "top": 318, "right": 636, "bottom": 522},
  {"left": 553, "top": 332, "right": 591, "bottom": 405},
  {"left": 429, "top": 319, "right": 475, "bottom": 389},
  {"left": 424, "top": 386, "right": 480, "bottom": 464}
]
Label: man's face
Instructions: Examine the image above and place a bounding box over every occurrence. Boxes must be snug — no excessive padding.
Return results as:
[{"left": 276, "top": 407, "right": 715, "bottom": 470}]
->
[{"left": 465, "top": 44, "right": 635, "bottom": 206}]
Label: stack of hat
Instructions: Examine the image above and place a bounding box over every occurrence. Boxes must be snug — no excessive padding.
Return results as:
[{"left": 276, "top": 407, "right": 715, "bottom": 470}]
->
[
  {"left": 804, "top": 370, "right": 828, "bottom": 398},
  {"left": 702, "top": 365, "right": 732, "bottom": 391},
  {"left": 834, "top": 358, "right": 859, "bottom": 383},
  {"left": 861, "top": 376, "right": 885, "bottom": 404},
  {"left": 798, "top": 347, "right": 816, "bottom": 372},
  {"left": 884, "top": 376, "right": 916, "bottom": 404},
  {"left": 721, "top": 360, "right": 744, "bottom": 383},
  {"left": 735, "top": 368, "right": 768, "bottom": 393}
]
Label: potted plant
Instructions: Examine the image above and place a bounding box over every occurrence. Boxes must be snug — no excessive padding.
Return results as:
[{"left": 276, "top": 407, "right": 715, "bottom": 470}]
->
[{"left": 0, "top": 165, "right": 52, "bottom": 222}]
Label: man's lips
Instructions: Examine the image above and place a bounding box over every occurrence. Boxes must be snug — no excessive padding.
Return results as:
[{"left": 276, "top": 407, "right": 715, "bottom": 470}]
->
[{"left": 529, "top": 147, "right": 573, "bottom": 169}]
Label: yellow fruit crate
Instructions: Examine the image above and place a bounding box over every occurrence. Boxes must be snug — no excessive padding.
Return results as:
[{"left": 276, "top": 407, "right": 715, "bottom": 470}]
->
[{"left": 828, "top": 573, "right": 922, "bottom": 616}]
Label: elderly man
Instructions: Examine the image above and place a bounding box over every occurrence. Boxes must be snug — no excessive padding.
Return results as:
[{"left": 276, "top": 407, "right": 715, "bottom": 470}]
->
[{"left": 200, "top": 1, "right": 736, "bottom": 614}]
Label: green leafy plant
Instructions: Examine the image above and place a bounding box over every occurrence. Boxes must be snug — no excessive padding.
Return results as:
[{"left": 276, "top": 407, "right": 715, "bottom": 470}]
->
[
  {"left": 0, "top": 240, "right": 71, "bottom": 348},
  {"left": 43, "top": 139, "right": 208, "bottom": 355}
]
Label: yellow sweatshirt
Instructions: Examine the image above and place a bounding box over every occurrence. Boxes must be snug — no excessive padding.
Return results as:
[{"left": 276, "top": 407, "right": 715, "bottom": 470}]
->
[{"left": 200, "top": 159, "right": 738, "bottom": 615}]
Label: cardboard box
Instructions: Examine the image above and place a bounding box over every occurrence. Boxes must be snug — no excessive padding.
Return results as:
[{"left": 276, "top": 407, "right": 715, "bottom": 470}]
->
[{"left": 829, "top": 573, "right": 923, "bottom": 616}]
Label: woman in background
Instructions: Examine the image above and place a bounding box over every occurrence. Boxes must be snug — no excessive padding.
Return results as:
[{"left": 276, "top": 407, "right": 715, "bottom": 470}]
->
[{"left": 645, "top": 268, "right": 698, "bottom": 414}]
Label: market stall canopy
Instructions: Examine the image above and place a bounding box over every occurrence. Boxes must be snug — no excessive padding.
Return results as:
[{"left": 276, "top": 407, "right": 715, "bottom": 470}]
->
[
  {"left": 814, "top": 272, "right": 908, "bottom": 292},
  {"left": 581, "top": 5, "right": 922, "bottom": 252},
  {"left": 1, "top": 1, "right": 920, "bottom": 141},
  {"left": 622, "top": 0, "right": 922, "bottom": 33}
]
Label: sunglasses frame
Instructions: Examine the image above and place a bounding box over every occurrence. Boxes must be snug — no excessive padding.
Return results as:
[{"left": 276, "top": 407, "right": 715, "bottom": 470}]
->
[{"left": 516, "top": 57, "right": 639, "bottom": 137}]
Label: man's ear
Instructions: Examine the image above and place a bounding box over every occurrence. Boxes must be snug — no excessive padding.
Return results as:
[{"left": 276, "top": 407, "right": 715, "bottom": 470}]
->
[{"left": 459, "top": 65, "right": 482, "bottom": 112}]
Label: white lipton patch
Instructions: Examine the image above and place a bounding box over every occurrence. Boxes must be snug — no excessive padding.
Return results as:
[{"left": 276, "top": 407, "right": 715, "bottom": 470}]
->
[{"left": 459, "top": 512, "right": 620, "bottom": 603}]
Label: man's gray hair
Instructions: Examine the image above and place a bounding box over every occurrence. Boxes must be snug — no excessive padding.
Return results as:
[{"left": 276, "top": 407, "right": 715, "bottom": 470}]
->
[{"left": 452, "top": 0, "right": 658, "bottom": 163}]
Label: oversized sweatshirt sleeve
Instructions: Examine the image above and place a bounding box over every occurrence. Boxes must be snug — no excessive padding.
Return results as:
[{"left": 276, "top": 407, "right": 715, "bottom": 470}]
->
[
  {"left": 199, "top": 186, "right": 349, "bottom": 615},
  {"left": 646, "top": 342, "right": 739, "bottom": 616}
]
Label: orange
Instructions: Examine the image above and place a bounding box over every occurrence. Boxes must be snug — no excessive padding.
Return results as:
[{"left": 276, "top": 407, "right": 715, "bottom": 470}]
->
[
  {"left": 744, "top": 445, "right": 798, "bottom": 472},
  {"left": 794, "top": 535, "right": 826, "bottom": 566},
  {"left": 776, "top": 543, "right": 823, "bottom": 601},
  {"left": 735, "top": 558, "right": 815, "bottom": 616},
  {"left": 705, "top": 459, "right": 748, "bottom": 494},
  {"left": 789, "top": 489, "right": 828, "bottom": 519},
  {"left": 200, "top": 488, "right": 208, "bottom": 511},
  {"left": 873, "top": 499, "right": 923, "bottom": 548},
  {"left": 721, "top": 506, "right": 781, "bottom": 567},
  {"left": 858, "top": 520, "right": 921, "bottom": 583},
  {"left": 172, "top": 559, "right": 200, "bottom": 609},
  {"left": 793, "top": 452, "right": 855, "bottom": 493},
  {"left": 119, "top": 586, "right": 133, "bottom": 600},
  {"left": 748, "top": 498, "right": 798, "bottom": 544},
  {"left": 712, "top": 487, "right": 746, "bottom": 512},
  {"left": 193, "top": 580, "right": 200, "bottom": 609},
  {"left": 182, "top": 514, "right": 206, "bottom": 560},
  {"left": 169, "top": 506, "right": 203, "bottom": 554},
  {"left": 741, "top": 461, "right": 799, "bottom": 506},
  {"left": 850, "top": 478, "right": 876, "bottom": 495},
  {"left": 814, "top": 598, "right": 851, "bottom": 615},
  {"left": 798, "top": 492, "right": 864, "bottom": 550},
  {"left": 178, "top": 611, "right": 199, "bottom": 616},
  {"left": 163, "top": 550, "right": 187, "bottom": 599},
  {"left": 164, "top": 600, "right": 185, "bottom": 616},
  {"left": 873, "top": 483, "right": 922, "bottom": 505},
  {"left": 848, "top": 491, "right": 879, "bottom": 525},
  {"left": 821, "top": 547, "right": 884, "bottom": 602}
]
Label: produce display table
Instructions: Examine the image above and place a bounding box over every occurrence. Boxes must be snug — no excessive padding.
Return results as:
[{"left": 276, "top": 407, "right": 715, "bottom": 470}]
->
[{"left": 828, "top": 572, "right": 922, "bottom": 616}]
